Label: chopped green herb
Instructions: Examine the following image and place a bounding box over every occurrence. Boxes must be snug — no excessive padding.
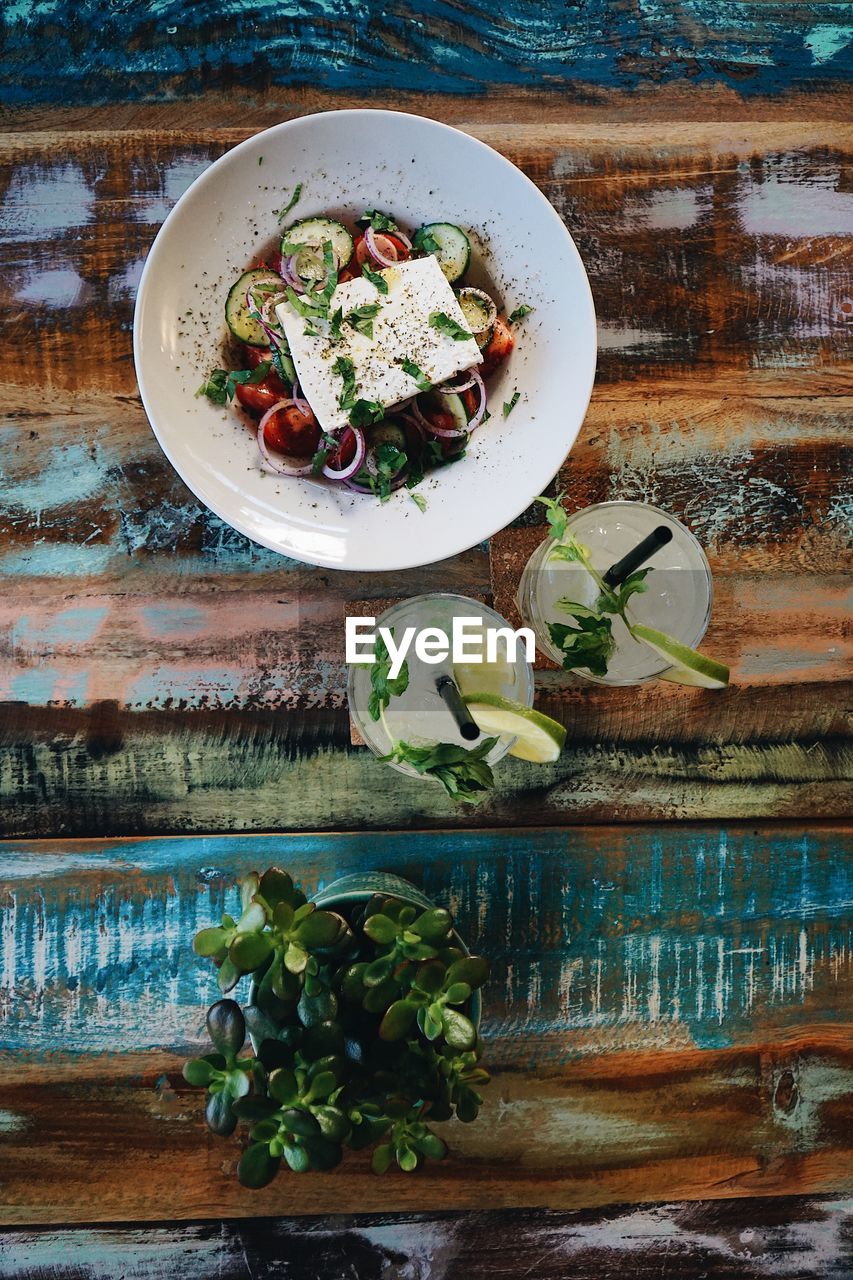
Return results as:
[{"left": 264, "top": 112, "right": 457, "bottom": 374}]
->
[
  {"left": 508, "top": 304, "right": 533, "bottom": 324},
  {"left": 311, "top": 432, "right": 338, "bottom": 476},
  {"left": 503, "top": 391, "right": 521, "bottom": 417},
  {"left": 362, "top": 263, "right": 389, "bottom": 294},
  {"left": 381, "top": 738, "right": 498, "bottom": 803},
  {"left": 429, "top": 311, "right": 473, "bottom": 341},
  {"left": 548, "top": 615, "right": 614, "bottom": 678},
  {"left": 409, "top": 490, "right": 428, "bottom": 513},
  {"left": 303, "top": 321, "right": 323, "bottom": 338},
  {"left": 400, "top": 358, "right": 432, "bottom": 393},
  {"left": 333, "top": 356, "right": 357, "bottom": 411},
  {"left": 349, "top": 398, "right": 385, "bottom": 430},
  {"left": 317, "top": 239, "right": 338, "bottom": 310},
  {"left": 368, "top": 441, "right": 408, "bottom": 501},
  {"left": 368, "top": 631, "right": 409, "bottom": 721},
  {"left": 329, "top": 306, "right": 344, "bottom": 341},
  {"left": 197, "top": 361, "right": 271, "bottom": 406},
  {"left": 413, "top": 226, "right": 441, "bottom": 255},
  {"left": 285, "top": 284, "right": 326, "bottom": 318},
  {"left": 276, "top": 183, "right": 303, "bottom": 223},
  {"left": 270, "top": 344, "right": 293, "bottom": 384},
  {"left": 361, "top": 209, "right": 398, "bottom": 234},
  {"left": 345, "top": 301, "right": 382, "bottom": 340}
]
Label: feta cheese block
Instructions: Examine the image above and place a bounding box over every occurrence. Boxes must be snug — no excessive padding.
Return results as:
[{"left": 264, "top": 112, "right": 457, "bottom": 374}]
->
[{"left": 275, "top": 255, "right": 482, "bottom": 433}]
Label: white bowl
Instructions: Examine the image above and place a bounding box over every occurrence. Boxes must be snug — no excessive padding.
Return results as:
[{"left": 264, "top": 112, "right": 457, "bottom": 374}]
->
[{"left": 134, "top": 109, "right": 596, "bottom": 572}]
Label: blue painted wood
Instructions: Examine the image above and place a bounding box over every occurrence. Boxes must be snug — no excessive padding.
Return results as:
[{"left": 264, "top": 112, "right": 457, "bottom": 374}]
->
[
  {"left": 1, "top": 1, "right": 851, "bottom": 106},
  {"left": 1, "top": 827, "right": 849, "bottom": 1059}
]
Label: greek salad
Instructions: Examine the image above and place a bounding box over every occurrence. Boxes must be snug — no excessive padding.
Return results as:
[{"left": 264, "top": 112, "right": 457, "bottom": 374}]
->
[{"left": 199, "top": 200, "right": 527, "bottom": 505}]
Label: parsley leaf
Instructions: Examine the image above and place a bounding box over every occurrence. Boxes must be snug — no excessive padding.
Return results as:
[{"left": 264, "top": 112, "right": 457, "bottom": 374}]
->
[
  {"left": 400, "top": 358, "right": 432, "bottom": 392},
  {"left": 345, "top": 301, "right": 382, "bottom": 340},
  {"left": 429, "top": 311, "right": 473, "bottom": 341},
  {"left": 535, "top": 494, "right": 569, "bottom": 542},
  {"left": 333, "top": 356, "right": 357, "bottom": 411},
  {"left": 361, "top": 262, "right": 389, "bottom": 294},
  {"left": 361, "top": 208, "right": 399, "bottom": 233},
  {"left": 503, "top": 391, "right": 521, "bottom": 417},
  {"left": 276, "top": 183, "right": 303, "bottom": 223},
  {"left": 508, "top": 304, "right": 534, "bottom": 324},
  {"left": 382, "top": 738, "right": 498, "bottom": 803},
  {"left": 368, "top": 631, "right": 409, "bottom": 720},
  {"left": 349, "top": 398, "right": 385, "bottom": 430},
  {"left": 413, "top": 226, "right": 441, "bottom": 254},
  {"left": 548, "top": 615, "right": 614, "bottom": 678}
]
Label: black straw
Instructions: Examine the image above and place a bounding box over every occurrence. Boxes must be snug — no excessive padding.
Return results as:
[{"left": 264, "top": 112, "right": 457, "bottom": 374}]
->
[
  {"left": 603, "top": 524, "right": 673, "bottom": 588},
  {"left": 435, "top": 674, "right": 480, "bottom": 740}
]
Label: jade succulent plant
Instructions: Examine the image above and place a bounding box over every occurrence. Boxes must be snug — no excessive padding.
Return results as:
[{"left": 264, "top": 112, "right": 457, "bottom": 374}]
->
[{"left": 184, "top": 867, "right": 490, "bottom": 1185}]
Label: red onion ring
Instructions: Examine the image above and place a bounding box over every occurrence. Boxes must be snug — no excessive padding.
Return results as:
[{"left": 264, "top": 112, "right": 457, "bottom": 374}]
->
[
  {"left": 364, "top": 226, "right": 401, "bottom": 268},
  {"left": 463, "top": 367, "right": 488, "bottom": 431},
  {"left": 437, "top": 368, "right": 478, "bottom": 395},
  {"left": 322, "top": 427, "right": 366, "bottom": 481},
  {"left": 344, "top": 466, "right": 409, "bottom": 495},
  {"left": 291, "top": 379, "right": 311, "bottom": 416},
  {"left": 256, "top": 401, "right": 316, "bottom": 476},
  {"left": 410, "top": 395, "right": 467, "bottom": 440}
]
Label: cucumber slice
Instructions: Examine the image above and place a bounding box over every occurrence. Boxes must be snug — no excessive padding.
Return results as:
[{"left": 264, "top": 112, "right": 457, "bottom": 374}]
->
[
  {"left": 458, "top": 291, "right": 494, "bottom": 349},
  {"left": 225, "top": 269, "right": 282, "bottom": 346},
  {"left": 367, "top": 421, "right": 407, "bottom": 452},
  {"left": 420, "top": 390, "right": 468, "bottom": 433},
  {"left": 416, "top": 222, "right": 470, "bottom": 282},
  {"left": 282, "top": 217, "right": 354, "bottom": 267}
]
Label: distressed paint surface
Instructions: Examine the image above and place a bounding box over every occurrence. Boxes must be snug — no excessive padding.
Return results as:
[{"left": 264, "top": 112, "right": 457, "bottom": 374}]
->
[
  {"left": 0, "top": 827, "right": 850, "bottom": 1223},
  {"left": 1, "top": 1, "right": 852, "bottom": 106},
  {"left": 0, "top": 1199, "right": 851, "bottom": 1279}
]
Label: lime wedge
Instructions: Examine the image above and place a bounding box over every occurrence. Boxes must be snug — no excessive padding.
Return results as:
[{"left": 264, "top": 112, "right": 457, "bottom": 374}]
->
[
  {"left": 462, "top": 693, "right": 566, "bottom": 763},
  {"left": 453, "top": 659, "right": 517, "bottom": 700},
  {"left": 630, "top": 623, "right": 729, "bottom": 688}
]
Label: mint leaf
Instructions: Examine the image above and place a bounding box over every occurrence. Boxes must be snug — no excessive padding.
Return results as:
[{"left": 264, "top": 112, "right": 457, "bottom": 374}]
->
[
  {"left": 409, "top": 490, "right": 427, "bottom": 513},
  {"left": 349, "top": 398, "right": 385, "bottom": 430},
  {"left": 548, "top": 615, "right": 614, "bottom": 678},
  {"left": 329, "top": 306, "right": 343, "bottom": 341},
  {"left": 361, "top": 209, "right": 398, "bottom": 234},
  {"left": 362, "top": 263, "right": 389, "bottom": 294},
  {"left": 333, "top": 356, "right": 357, "bottom": 411},
  {"left": 534, "top": 494, "right": 569, "bottom": 542},
  {"left": 503, "top": 391, "right": 520, "bottom": 417},
  {"left": 368, "top": 631, "right": 409, "bottom": 721},
  {"left": 429, "top": 311, "right": 473, "bottom": 341},
  {"left": 508, "top": 304, "right": 533, "bottom": 324},
  {"left": 382, "top": 738, "right": 498, "bottom": 803}
]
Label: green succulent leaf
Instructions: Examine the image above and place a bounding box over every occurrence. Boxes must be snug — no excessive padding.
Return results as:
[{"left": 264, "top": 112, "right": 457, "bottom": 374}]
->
[
  {"left": 238, "top": 1141, "right": 281, "bottom": 1188},
  {"left": 183, "top": 1057, "right": 215, "bottom": 1086},
  {"left": 301, "top": 1019, "right": 345, "bottom": 1059},
  {"left": 416, "top": 1132, "right": 448, "bottom": 1160},
  {"left": 379, "top": 1000, "right": 418, "bottom": 1041},
  {"left": 414, "top": 959, "right": 445, "bottom": 995},
  {"left": 283, "top": 1141, "right": 312, "bottom": 1173},
  {"left": 305, "top": 1070, "right": 337, "bottom": 1102},
  {"left": 313, "top": 1106, "right": 350, "bottom": 1143},
  {"left": 284, "top": 941, "right": 309, "bottom": 974},
  {"left": 267, "top": 1067, "right": 298, "bottom": 1104},
  {"left": 233, "top": 1096, "right": 279, "bottom": 1122},
  {"left": 362, "top": 977, "right": 400, "bottom": 1015},
  {"left": 216, "top": 956, "right": 242, "bottom": 994},
  {"left": 340, "top": 962, "right": 369, "bottom": 1001},
  {"left": 194, "top": 926, "right": 228, "bottom": 957},
  {"left": 229, "top": 931, "right": 273, "bottom": 972},
  {"left": 281, "top": 1107, "right": 321, "bottom": 1138},
  {"left": 418, "top": 1006, "right": 443, "bottom": 1041},
  {"left": 442, "top": 1007, "right": 477, "bottom": 1050},
  {"left": 272, "top": 900, "right": 295, "bottom": 932},
  {"left": 258, "top": 867, "right": 295, "bottom": 907},
  {"left": 236, "top": 901, "right": 267, "bottom": 934},
  {"left": 296, "top": 909, "right": 344, "bottom": 949},
  {"left": 302, "top": 1135, "right": 343, "bottom": 1172},
  {"left": 371, "top": 1142, "right": 393, "bottom": 1174},
  {"left": 446, "top": 956, "right": 489, "bottom": 989},
  {"left": 297, "top": 986, "right": 338, "bottom": 1028},
  {"left": 411, "top": 908, "right": 453, "bottom": 943},
  {"left": 397, "top": 1145, "right": 419, "bottom": 1172},
  {"left": 240, "top": 873, "right": 261, "bottom": 913},
  {"left": 206, "top": 999, "right": 246, "bottom": 1058},
  {"left": 363, "top": 914, "right": 398, "bottom": 946},
  {"left": 443, "top": 981, "right": 472, "bottom": 1005},
  {"left": 250, "top": 1119, "right": 280, "bottom": 1143},
  {"left": 205, "top": 1090, "right": 237, "bottom": 1137},
  {"left": 363, "top": 953, "right": 396, "bottom": 987}
]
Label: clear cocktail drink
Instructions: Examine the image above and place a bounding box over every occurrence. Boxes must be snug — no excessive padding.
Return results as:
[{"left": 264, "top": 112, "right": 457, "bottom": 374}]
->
[
  {"left": 517, "top": 501, "right": 713, "bottom": 685},
  {"left": 348, "top": 592, "right": 534, "bottom": 778}
]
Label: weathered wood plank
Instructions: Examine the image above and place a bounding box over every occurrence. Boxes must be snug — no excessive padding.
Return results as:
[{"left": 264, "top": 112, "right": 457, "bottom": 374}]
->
[
  {"left": 2, "top": 1, "right": 850, "bottom": 107},
  {"left": 1, "top": 1199, "right": 851, "bottom": 1278},
  {"left": 0, "top": 827, "right": 850, "bottom": 1222},
  {"left": 0, "top": 702, "right": 850, "bottom": 834}
]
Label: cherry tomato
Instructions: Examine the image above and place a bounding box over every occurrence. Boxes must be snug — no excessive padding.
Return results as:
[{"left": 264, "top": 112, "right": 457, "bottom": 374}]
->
[
  {"left": 242, "top": 346, "right": 286, "bottom": 393},
  {"left": 263, "top": 404, "right": 321, "bottom": 458},
  {"left": 480, "top": 315, "right": 515, "bottom": 373},
  {"left": 235, "top": 379, "right": 284, "bottom": 416},
  {"left": 354, "top": 231, "right": 409, "bottom": 268},
  {"left": 326, "top": 428, "right": 357, "bottom": 470},
  {"left": 461, "top": 386, "right": 479, "bottom": 419}
]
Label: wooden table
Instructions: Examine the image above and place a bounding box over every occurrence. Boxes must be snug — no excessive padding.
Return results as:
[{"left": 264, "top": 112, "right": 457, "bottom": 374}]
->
[{"left": 1, "top": 3, "right": 851, "bottom": 1275}]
